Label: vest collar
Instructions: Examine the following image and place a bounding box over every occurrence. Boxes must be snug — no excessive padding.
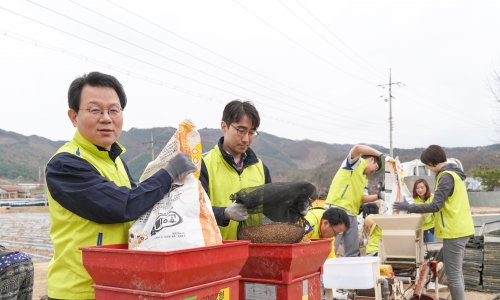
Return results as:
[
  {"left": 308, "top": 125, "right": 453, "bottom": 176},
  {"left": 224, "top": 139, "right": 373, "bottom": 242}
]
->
[
  {"left": 73, "top": 130, "right": 126, "bottom": 162},
  {"left": 217, "top": 137, "right": 259, "bottom": 168}
]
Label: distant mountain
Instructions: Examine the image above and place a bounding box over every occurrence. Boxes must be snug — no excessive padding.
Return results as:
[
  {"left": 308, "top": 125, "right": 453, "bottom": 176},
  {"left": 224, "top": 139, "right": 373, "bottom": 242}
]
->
[{"left": 1, "top": 127, "right": 500, "bottom": 190}]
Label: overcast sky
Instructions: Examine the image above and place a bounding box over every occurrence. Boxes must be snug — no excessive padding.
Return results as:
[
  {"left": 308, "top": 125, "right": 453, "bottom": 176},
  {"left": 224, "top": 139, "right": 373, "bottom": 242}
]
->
[{"left": 1, "top": 0, "right": 500, "bottom": 150}]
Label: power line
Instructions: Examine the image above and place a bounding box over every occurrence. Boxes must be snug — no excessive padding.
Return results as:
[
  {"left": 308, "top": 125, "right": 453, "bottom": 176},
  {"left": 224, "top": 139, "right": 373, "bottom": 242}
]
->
[
  {"left": 400, "top": 86, "right": 491, "bottom": 128},
  {"left": 104, "top": 0, "right": 393, "bottom": 126},
  {"left": 0, "top": 29, "right": 397, "bottom": 145},
  {"left": 21, "top": 0, "right": 386, "bottom": 130},
  {"left": 232, "top": 0, "right": 379, "bottom": 85},
  {"left": 63, "top": 0, "right": 386, "bottom": 128},
  {"left": 277, "top": 0, "right": 386, "bottom": 80},
  {"left": 294, "top": 0, "right": 387, "bottom": 78},
  {"left": 6, "top": 2, "right": 388, "bottom": 131},
  {"left": 105, "top": 0, "right": 368, "bottom": 113}
]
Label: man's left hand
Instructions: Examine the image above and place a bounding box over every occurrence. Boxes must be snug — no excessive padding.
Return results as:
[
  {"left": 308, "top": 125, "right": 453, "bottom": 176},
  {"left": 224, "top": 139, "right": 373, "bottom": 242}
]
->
[
  {"left": 297, "top": 201, "right": 310, "bottom": 216},
  {"left": 393, "top": 200, "right": 410, "bottom": 211}
]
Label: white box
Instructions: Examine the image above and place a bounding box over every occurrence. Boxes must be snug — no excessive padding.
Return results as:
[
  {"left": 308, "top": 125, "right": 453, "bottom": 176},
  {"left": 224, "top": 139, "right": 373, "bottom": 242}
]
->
[{"left": 323, "top": 256, "right": 380, "bottom": 289}]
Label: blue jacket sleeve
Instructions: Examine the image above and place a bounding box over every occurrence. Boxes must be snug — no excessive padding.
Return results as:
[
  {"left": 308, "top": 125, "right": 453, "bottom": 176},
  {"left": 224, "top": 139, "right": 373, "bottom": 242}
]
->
[{"left": 46, "top": 153, "right": 173, "bottom": 224}]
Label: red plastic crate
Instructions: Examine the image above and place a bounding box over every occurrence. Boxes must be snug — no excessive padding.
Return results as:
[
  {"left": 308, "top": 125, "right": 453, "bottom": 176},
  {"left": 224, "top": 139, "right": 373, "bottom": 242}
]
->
[
  {"left": 93, "top": 275, "right": 240, "bottom": 300},
  {"left": 80, "top": 240, "right": 249, "bottom": 293},
  {"left": 239, "top": 239, "right": 331, "bottom": 283},
  {"left": 240, "top": 272, "right": 321, "bottom": 300}
]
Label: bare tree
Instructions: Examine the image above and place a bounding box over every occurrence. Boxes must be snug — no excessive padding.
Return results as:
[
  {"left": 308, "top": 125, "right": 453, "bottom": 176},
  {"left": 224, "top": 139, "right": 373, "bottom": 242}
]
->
[
  {"left": 489, "top": 62, "right": 500, "bottom": 140},
  {"left": 490, "top": 64, "right": 500, "bottom": 102}
]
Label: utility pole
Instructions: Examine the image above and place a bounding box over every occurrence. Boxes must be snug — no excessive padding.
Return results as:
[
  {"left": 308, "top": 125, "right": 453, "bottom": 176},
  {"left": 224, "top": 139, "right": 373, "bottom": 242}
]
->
[
  {"left": 379, "top": 69, "right": 404, "bottom": 157},
  {"left": 142, "top": 133, "right": 164, "bottom": 161}
]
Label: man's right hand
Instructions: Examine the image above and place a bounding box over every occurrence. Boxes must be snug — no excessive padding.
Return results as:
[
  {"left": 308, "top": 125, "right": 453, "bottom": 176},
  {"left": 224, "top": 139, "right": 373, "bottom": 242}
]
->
[
  {"left": 164, "top": 153, "right": 197, "bottom": 182},
  {"left": 224, "top": 202, "right": 248, "bottom": 221}
]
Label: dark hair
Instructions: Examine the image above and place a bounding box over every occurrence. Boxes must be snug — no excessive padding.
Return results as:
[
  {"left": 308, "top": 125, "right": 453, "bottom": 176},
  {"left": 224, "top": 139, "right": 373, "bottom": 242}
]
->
[
  {"left": 412, "top": 178, "right": 431, "bottom": 201},
  {"left": 222, "top": 100, "right": 260, "bottom": 129},
  {"left": 68, "top": 71, "right": 127, "bottom": 112},
  {"left": 361, "top": 155, "right": 382, "bottom": 171},
  {"left": 322, "top": 208, "right": 350, "bottom": 228},
  {"left": 420, "top": 145, "right": 446, "bottom": 167}
]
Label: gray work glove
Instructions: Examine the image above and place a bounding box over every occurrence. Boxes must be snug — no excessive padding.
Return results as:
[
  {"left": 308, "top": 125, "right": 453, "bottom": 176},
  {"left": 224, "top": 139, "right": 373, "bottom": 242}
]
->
[
  {"left": 224, "top": 202, "right": 248, "bottom": 221},
  {"left": 377, "top": 191, "right": 385, "bottom": 200},
  {"left": 393, "top": 200, "right": 410, "bottom": 211},
  {"left": 164, "top": 153, "right": 197, "bottom": 182}
]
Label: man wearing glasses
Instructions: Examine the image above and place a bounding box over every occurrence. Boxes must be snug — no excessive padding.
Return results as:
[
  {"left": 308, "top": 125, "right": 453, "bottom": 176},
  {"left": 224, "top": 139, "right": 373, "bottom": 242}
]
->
[
  {"left": 45, "top": 71, "right": 196, "bottom": 299},
  {"left": 200, "top": 100, "right": 271, "bottom": 240},
  {"left": 304, "top": 207, "right": 350, "bottom": 258}
]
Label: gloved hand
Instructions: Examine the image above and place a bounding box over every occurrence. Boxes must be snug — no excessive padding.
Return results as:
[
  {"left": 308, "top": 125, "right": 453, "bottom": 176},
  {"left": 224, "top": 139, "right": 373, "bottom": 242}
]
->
[
  {"left": 393, "top": 200, "right": 410, "bottom": 211},
  {"left": 380, "top": 153, "right": 395, "bottom": 163},
  {"left": 377, "top": 191, "right": 385, "bottom": 200},
  {"left": 297, "top": 200, "right": 310, "bottom": 216},
  {"left": 224, "top": 202, "right": 248, "bottom": 221},
  {"left": 164, "top": 153, "right": 197, "bottom": 182}
]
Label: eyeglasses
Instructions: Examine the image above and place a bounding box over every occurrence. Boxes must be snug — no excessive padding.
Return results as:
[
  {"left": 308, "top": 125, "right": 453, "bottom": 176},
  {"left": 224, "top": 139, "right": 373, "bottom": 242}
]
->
[
  {"left": 330, "top": 225, "right": 340, "bottom": 237},
  {"left": 230, "top": 123, "right": 259, "bottom": 138},
  {"left": 80, "top": 107, "right": 123, "bottom": 119}
]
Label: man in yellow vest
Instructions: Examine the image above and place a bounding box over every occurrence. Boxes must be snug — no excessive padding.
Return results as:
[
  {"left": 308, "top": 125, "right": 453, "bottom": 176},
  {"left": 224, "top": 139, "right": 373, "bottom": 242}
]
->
[
  {"left": 324, "top": 144, "right": 388, "bottom": 257},
  {"left": 304, "top": 207, "right": 350, "bottom": 258},
  {"left": 45, "top": 72, "right": 197, "bottom": 299},
  {"left": 200, "top": 100, "right": 272, "bottom": 240},
  {"left": 393, "top": 144, "right": 474, "bottom": 300}
]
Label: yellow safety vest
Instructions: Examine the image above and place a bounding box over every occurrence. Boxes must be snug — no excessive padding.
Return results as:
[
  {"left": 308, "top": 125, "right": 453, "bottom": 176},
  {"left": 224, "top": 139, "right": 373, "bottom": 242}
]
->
[
  {"left": 46, "top": 130, "right": 132, "bottom": 299},
  {"left": 366, "top": 225, "right": 382, "bottom": 255},
  {"left": 304, "top": 208, "right": 336, "bottom": 258},
  {"left": 203, "top": 144, "right": 265, "bottom": 240},
  {"left": 434, "top": 171, "right": 474, "bottom": 239},
  {"left": 413, "top": 194, "right": 435, "bottom": 231},
  {"left": 325, "top": 158, "right": 368, "bottom": 215}
]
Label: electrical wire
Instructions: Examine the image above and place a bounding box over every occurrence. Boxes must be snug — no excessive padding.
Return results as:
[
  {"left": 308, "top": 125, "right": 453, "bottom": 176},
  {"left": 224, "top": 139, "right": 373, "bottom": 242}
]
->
[
  {"left": 277, "top": 0, "right": 386, "bottom": 80},
  {"left": 0, "top": 28, "right": 399, "bottom": 146},
  {"left": 63, "top": 0, "right": 387, "bottom": 128},
  {"left": 105, "top": 0, "right": 379, "bottom": 115},
  {"left": 232, "top": 0, "right": 379, "bottom": 85},
  {"left": 295, "top": 0, "right": 387, "bottom": 78},
  {"left": 1, "top": 5, "right": 383, "bottom": 133}
]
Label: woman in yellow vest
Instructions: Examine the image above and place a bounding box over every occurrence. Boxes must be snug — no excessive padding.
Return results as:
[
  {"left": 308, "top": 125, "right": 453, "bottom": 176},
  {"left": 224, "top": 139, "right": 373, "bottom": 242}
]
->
[
  {"left": 364, "top": 214, "right": 382, "bottom": 256},
  {"left": 412, "top": 178, "right": 435, "bottom": 242},
  {"left": 393, "top": 145, "right": 474, "bottom": 300}
]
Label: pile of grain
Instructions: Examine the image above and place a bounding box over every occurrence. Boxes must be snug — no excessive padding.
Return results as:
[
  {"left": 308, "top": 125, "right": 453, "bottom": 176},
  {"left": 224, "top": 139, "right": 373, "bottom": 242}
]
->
[{"left": 238, "top": 223, "right": 304, "bottom": 244}]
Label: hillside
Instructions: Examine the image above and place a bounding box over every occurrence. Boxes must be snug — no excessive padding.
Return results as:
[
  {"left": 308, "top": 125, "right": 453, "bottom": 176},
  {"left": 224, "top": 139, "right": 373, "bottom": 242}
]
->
[{"left": 1, "top": 127, "right": 500, "bottom": 190}]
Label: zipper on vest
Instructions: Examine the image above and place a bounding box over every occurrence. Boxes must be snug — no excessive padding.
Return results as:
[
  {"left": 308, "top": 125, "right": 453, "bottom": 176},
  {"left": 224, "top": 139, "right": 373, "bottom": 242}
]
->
[
  {"left": 341, "top": 184, "right": 349, "bottom": 198},
  {"left": 440, "top": 211, "right": 445, "bottom": 228}
]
